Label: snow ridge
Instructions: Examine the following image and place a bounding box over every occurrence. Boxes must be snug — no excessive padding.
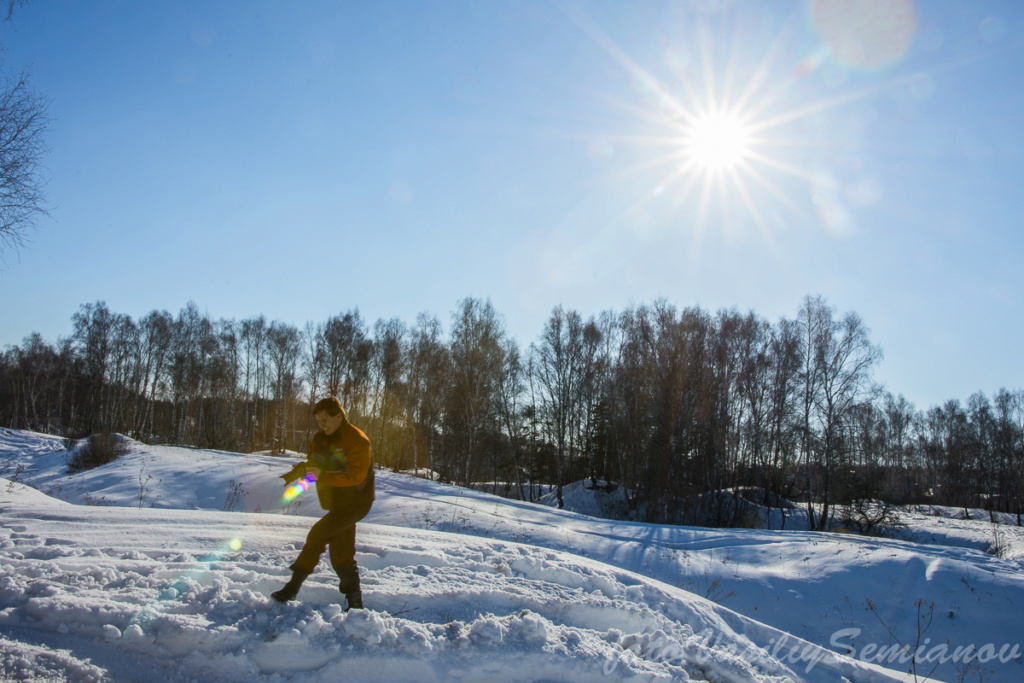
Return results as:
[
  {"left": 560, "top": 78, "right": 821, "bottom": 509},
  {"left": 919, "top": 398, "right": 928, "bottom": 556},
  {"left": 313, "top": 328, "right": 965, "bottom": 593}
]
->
[{"left": 3, "top": 429, "right": 1022, "bottom": 681}]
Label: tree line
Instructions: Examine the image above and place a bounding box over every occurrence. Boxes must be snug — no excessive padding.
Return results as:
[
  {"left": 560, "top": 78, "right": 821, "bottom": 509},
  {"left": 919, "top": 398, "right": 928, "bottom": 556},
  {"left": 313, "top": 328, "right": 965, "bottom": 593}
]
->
[{"left": 2, "top": 296, "right": 1023, "bottom": 528}]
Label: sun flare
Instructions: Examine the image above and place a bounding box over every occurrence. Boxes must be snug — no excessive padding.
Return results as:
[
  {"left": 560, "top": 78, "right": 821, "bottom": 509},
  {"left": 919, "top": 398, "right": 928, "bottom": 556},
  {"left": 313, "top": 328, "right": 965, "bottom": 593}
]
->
[
  {"left": 682, "top": 112, "right": 752, "bottom": 174},
  {"left": 565, "top": 2, "right": 906, "bottom": 243}
]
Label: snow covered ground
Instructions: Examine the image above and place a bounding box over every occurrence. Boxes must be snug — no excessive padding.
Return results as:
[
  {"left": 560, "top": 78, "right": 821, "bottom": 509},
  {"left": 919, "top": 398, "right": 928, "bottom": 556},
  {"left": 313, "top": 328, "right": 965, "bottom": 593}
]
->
[{"left": 2, "top": 429, "right": 1023, "bottom": 682}]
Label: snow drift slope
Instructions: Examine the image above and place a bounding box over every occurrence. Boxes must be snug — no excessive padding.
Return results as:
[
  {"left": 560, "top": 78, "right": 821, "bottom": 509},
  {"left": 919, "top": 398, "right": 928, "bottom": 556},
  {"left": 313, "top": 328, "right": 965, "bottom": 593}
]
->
[
  {"left": 4, "top": 429, "right": 1024, "bottom": 681},
  {"left": 1, "top": 479, "right": 897, "bottom": 683}
]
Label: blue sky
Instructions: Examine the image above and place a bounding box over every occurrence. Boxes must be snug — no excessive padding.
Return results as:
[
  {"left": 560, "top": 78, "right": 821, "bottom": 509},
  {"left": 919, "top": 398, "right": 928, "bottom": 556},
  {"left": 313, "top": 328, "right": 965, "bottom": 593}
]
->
[{"left": 1, "top": 0, "right": 1022, "bottom": 410}]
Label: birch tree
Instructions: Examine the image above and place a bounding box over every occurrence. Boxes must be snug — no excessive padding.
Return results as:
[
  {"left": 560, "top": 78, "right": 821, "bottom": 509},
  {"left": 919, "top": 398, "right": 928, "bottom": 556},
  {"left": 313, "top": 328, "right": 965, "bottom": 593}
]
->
[{"left": 446, "top": 298, "right": 505, "bottom": 486}]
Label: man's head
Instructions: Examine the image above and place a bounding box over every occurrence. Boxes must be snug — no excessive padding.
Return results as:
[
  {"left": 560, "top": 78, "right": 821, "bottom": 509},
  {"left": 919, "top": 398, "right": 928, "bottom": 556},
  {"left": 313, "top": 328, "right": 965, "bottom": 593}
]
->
[{"left": 313, "top": 397, "right": 347, "bottom": 435}]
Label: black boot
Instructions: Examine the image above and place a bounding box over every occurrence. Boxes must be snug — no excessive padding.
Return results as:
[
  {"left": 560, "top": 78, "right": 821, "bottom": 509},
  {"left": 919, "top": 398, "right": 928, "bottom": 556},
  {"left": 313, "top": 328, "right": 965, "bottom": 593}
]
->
[
  {"left": 337, "top": 562, "right": 362, "bottom": 611},
  {"left": 344, "top": 590, "right": 363, "bottom": 611},
  {"left": 271, "top": 568, "right": 310, "bottom": 602}
]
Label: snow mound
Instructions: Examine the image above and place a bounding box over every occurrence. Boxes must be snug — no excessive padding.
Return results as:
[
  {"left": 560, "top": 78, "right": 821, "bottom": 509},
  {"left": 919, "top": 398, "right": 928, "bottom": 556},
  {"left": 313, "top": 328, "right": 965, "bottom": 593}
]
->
[
  {"left": 3, "top": 429, "right": 1024, "bottom": 682},
  {"left": 0, "top": 478, "right": 71, "bottom": 506},
  {"left": 538, "top": 479, "right": 631, "bottom": 519},
  {"left": 0, "top": 483, "right": 901, "bottom": 682},
  {"left": 397, "top": 467, "right": 441, "bottom": 481},
  {"left": 0, "top": 635, "right": 108, "bottom": 683}
]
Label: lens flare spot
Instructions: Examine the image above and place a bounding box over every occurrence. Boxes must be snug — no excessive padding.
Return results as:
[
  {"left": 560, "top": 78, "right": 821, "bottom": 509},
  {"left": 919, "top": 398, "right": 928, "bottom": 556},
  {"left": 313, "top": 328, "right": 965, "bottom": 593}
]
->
[
  {"left": 587, "top": 140, "right": 614, "bottom": 158},
  {"left": 228, "top": 538, "right": 242, "bottom": 551},
  {"left": 979, "top": 16, "right": 1007, "bottom": 44},
  {"left": 282, "top": 473, "right": 316, "bottom": 504},
  {"left": 909, "top": 73, "right": 934, "bottom": 100},
  {"left": 810, "top": 0, "right": 917, "bottom": 70}
]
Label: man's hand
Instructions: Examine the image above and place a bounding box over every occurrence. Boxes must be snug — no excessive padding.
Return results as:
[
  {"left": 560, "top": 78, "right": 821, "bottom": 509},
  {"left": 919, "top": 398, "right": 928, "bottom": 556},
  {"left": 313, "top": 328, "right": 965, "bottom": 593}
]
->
[
  {"left": 280, "top": 463, "right": 307, "bottom": 485},
  {"left": 306, "top": 466, "right": 321, "bottom": 480}
]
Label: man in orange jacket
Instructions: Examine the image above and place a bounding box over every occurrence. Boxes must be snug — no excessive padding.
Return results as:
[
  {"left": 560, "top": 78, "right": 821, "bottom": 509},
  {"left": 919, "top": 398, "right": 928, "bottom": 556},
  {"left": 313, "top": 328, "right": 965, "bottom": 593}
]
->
[{"left": 272, "top": 397, "right": 375, "bottom": 610}]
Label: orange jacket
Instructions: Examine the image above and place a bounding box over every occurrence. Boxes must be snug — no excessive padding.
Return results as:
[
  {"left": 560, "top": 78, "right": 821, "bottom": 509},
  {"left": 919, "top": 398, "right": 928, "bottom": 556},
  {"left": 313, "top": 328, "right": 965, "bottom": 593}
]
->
[{"left": 308, "top": 420, "right": 374, "bottom": 509}]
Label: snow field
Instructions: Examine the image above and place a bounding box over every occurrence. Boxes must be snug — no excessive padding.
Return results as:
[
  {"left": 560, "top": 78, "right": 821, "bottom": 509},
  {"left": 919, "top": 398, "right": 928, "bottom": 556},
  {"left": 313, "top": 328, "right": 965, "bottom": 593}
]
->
[
  {"left": 1, "top": 478, "right": 901, "bottom": 682},
  {"left": 4, "top": 429, "right": 1024, "bottom": 681}
]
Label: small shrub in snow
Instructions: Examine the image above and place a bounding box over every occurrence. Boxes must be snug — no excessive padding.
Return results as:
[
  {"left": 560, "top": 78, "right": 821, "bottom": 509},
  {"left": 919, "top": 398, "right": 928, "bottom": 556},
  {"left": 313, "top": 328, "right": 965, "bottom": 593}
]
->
[
  {"left": 223, "top": 479, "right": 247, "bottom": 512},
  {"left": 5, "top": 463, "right": 28, "bottom": 492},
  {"left": 67, "top": 432, "right": 130, "bottom": 473},
  {"left": 836, "top": 499, "right": 903, "bottom": 536},
  {"left": 81, "top": 492, "right": 111, "bottom": 506},
  {"left": 987, "top": 522, "right": 1007, "bottom": 558}
]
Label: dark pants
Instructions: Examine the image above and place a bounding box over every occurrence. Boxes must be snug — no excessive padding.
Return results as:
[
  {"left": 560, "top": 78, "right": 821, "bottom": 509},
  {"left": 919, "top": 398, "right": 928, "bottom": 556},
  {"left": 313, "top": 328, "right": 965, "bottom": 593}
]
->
[{"left": 292, "top": 502, "right": 372, "bottom": 591}]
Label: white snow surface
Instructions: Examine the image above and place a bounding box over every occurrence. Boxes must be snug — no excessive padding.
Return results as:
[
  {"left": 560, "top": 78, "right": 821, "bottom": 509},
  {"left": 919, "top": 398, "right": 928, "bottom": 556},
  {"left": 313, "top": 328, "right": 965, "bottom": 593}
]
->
[{"left": 2, "top": 429, "right": 1023, "bottom": 682}]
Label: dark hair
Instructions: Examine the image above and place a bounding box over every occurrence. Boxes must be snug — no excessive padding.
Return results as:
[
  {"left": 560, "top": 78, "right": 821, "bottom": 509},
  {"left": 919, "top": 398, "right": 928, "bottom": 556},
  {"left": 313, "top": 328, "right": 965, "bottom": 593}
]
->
[{"left": 313, "top": 396, "right": 347, "bottom": 419}]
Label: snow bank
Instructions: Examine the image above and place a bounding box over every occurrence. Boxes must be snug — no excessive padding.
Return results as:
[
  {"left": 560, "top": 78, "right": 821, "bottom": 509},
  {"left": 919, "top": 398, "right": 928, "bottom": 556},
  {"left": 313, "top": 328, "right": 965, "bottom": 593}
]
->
[
  {"left": 4, "top": 429, "right": 1024, "bottom": 682},
  {"left": 1, "top": 481, "right": 901, "bottom": 682},
  {"left": 538, "top": 479, "right": 632, "bottom": 520}
]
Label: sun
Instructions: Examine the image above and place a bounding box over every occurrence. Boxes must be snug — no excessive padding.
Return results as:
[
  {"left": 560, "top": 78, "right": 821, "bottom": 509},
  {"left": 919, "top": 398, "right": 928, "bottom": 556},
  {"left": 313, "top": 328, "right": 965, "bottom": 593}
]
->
[
  {"left": 682, "top": 111, "right": 753, "bottom": 174},
  {"left": 563, "top": 2, "right": 908, "bottom": 243}
]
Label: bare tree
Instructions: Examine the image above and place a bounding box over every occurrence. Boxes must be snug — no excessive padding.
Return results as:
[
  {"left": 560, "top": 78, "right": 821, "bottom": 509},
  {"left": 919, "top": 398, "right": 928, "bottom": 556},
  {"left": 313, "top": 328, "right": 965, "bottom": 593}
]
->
[
  {"left": 446, "top": 297, "right": 505, "bottom": 486},
  {"left": 266, "top": 321, "right": 301, "bottom": 453},
  {"left": 132, "top": 311, "right": 171, "bottom": 439},
  {"left": 5, "top": 1, "right": 28, "bottom": 22},
  {"left": 798, "top": 296, "right": 826, "bottom": 528},
  {"left": 1009, "top": 390, "right": 1024, "bottom": 524},
  {"left": 810, "top": 302, "right": 883, "bottom": 529},
  {"left": 105, "top": 313, "right": 139, "bottom": 433},
  {"left": 405, "top": 312, "right": 447, "bottom": 477},
  {"left": 71, "top": 302, "right": 114, "bottom": 432},
  {"left": 0, "top": 62, "right": 50, "bottom": 257},
  {"left": 967, "top": 392, "right": 997, "bottom": 520},
  {"left": 765, "top": 317, "right": 802, "bottom": 528},
  {"left": 881, "top": 392, "right": 919, "bottom": 502},
  {"left": 589, "top": 311, "right": 619, "bottom": 490},
  {"left": 322, "top": 310, "right": 371, "bottom": 418},
  {"left": 240, "top": 315, "right": 268, "bottom": 449},
  {"left": 300, "top": 321, "right": 326, "bottom": 444},
  {"left": 368, "top": 317, "right": 407, "bottom": 468},
  {"left": 496, "top": 337, "right": 527, "bottom": 501},
  {"left": 611, "top": 305, "right": 658, "bottom": 515},
  {"left": 533, "top": 306, "right": 590, "bottom": 508},
  {"left": 7, "top": 332, "right": 56, "bottom": 430}
]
